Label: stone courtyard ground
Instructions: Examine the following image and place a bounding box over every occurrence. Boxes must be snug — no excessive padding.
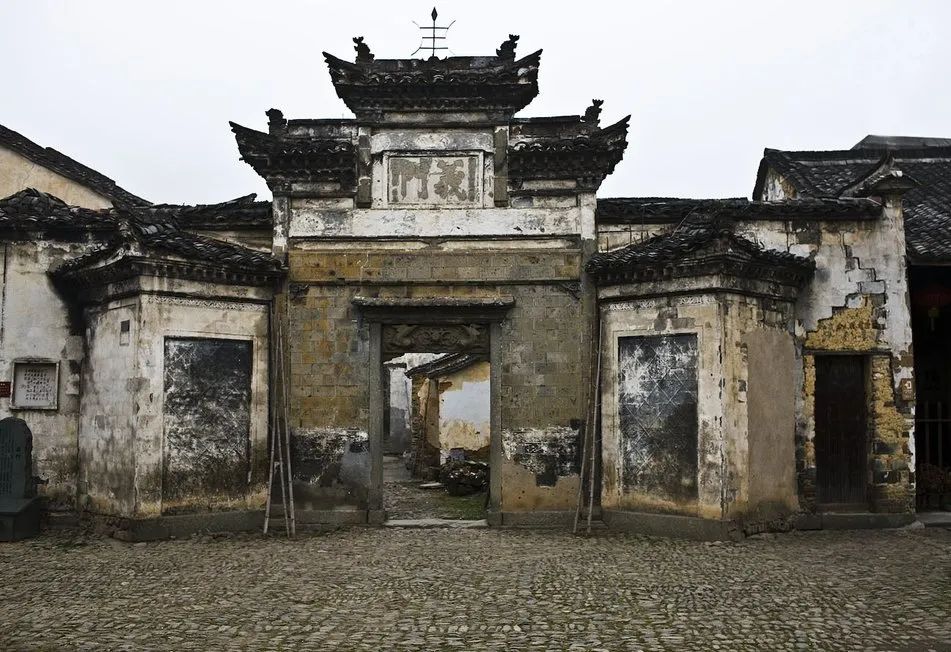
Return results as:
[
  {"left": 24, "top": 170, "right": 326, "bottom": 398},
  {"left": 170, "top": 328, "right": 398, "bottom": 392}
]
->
[
  {"left": 1, "top": 526, "right": 949, "bottom": 651},
  {"left": 383, "top": 455, "right": 487, "bottom": 521}
]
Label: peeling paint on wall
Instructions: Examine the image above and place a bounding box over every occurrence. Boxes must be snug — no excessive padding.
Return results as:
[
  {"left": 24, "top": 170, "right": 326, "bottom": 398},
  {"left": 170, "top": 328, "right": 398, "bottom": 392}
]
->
[
  {"left": 501, "top": 426, "right": 578, "bottom": 486},
  {"left": 162, "top": 338, "right": 252, "bottom": 514},
  {"left": 291, "top": 427, "right": 370, "bottom": 507},
  {"left": 617, "top": 334, "right": 698, "bottom": 502}
]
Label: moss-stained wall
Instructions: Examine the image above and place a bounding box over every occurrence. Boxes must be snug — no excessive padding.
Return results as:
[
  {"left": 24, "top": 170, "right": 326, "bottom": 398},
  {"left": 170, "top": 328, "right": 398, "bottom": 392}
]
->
[
  {"left": 284, "top": 239, "right": 588, "bottom": 515},
  {"left": 77, "top": 282, "right": 271, "bottom": 519}
]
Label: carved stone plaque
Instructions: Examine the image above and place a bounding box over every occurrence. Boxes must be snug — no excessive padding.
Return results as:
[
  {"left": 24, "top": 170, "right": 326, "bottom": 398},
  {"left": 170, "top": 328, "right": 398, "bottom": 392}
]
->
[
  {"left": 382, "top": 324, "right": 489, "bottom": 354},
  {"left": 12, "top": 362, "right": 58, "bottom": 409},
  {"left": 387, "top": 154, "right": 481, "bottom": 206}
]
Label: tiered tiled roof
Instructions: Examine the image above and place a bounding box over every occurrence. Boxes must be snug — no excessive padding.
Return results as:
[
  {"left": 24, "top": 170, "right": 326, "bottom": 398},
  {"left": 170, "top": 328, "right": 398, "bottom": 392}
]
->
[
  {"left": 509, "top": 110, "right": 630, "bottom": 193},
  {"left": 230, "top": 118, "right": 357, "bottom": 195},
  {"left": 0, "top": 123, "right": 149, "bottom": 207},
  {"left": 753, "top": 138, "right": 951, "bottom": 263},
  {"left": 323, "top": 37, "right": 541, "bottom": 118},
  {"left": 0, "top": 188, "right": 117, "bottom": 231}
]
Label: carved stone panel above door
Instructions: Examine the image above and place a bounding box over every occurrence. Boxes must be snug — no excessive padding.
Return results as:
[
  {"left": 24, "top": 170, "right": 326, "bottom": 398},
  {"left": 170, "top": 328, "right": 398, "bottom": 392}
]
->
[
  {"left": 382, "top": 323, "right": 489, "bottom": 354},
  {"left": 385, "top": 153, "right": 482, "bottom": 207}
]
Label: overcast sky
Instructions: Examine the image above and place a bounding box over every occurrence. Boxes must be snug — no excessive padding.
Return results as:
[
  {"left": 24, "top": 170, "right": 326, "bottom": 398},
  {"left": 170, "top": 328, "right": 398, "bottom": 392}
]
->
[{"left": 2, "top": 1, "right": 949, "bottom": 205}]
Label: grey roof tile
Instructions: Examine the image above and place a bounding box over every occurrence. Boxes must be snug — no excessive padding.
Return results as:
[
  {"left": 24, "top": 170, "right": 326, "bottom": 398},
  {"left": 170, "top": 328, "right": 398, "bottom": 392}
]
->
[{"left": 754, "top": 142, "right": 951, "bottom": 263}]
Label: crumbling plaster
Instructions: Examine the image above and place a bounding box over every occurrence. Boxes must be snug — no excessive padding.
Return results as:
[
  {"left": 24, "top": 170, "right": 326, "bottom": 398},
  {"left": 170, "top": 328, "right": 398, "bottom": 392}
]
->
[
  {"left": 0, "top": 238, "right": 99, "bottom": 510},
  {"left": 78, "top": 280, "right": 270, "bottom": 518},
  {"left": 596, "top": 199, "right": 917, "bottom": 516},
  {"left": 436, "top": 362, "right": 491, "bottom": 462},
  {"left": 600, "top": 292, "right": 799, "bottom": 526}
]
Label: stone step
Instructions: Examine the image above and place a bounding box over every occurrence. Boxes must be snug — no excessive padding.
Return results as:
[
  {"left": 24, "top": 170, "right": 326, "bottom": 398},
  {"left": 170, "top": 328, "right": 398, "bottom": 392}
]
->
[{"left": 384, "top": 518, "right": 488, "bottom": 529}]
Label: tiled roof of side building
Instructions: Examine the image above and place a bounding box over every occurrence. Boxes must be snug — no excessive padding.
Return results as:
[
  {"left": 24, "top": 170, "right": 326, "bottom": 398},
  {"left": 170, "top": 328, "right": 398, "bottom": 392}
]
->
[
  {"left": 0, "top": 123, "right": 150, "bottom": 207},
  {"left": 405, "top": 353, "right": 488, "bottom": 379},
  {"left": 0, "top": 188, "right": 118, "bottom": 231},
  {"left": 754, "top": 139, "right": 951, "bottom": 263},
  {"left": 596, "top": 196, "right": 883, "bottom": 224},
  {"left": 587, "top": 212, "right": 814, "bottom": 278},
  {"left": 147, "top": 194, "right": 273, "bottom": 229},
  {"left": 50, "top": 210, "right": 284, "bottom": 279},
  {"left": 0, "top": 188, "right": 282, "bottom": 277}
]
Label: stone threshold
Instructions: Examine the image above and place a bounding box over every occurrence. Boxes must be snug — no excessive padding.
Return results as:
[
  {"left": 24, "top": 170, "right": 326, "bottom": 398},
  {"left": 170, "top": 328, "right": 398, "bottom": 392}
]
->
[{"left": 384, "top": 518, "right": 488, "bottom": 529}]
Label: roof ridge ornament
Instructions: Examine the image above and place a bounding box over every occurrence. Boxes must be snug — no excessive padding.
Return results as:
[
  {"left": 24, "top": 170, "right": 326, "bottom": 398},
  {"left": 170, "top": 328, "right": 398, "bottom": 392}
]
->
[
  {"left": 353, "top": 36, "right": 374, "bottom": 64},
  {"left": 497, "top": 34, "right": 519, "bottom": 60},
  {"left": 583, "top": 99, "right": 603, "bottom": 126},
  {"left": 412, "top": 7, "right": 455, "bottom": 60}
]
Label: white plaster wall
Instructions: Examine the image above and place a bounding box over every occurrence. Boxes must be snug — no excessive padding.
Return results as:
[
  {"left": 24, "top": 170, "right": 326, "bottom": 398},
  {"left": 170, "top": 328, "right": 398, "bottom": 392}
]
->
[
  {"left": 437, "top": 361, "right": 490, "bottom": 461},
  {"left": 289, "top": 201, "right": 582, "bottom": 239},
  {"left": 736, "top": 208, "right": 916, "bottom": 468},
  {"left": 0, "top": 146, "right": 114, "bottom": 209},
  {"left": 0, "top": 239, "right": 96, "bottom": 509},
  {"left": 600, "top": 293, "right": 799, "bottom": 523}
]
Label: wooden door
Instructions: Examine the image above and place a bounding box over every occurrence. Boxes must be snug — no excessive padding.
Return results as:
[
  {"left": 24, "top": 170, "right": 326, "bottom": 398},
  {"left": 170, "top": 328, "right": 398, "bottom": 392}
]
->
[{"left": 814, "top": 355, "right": 868, "bottom": 507}]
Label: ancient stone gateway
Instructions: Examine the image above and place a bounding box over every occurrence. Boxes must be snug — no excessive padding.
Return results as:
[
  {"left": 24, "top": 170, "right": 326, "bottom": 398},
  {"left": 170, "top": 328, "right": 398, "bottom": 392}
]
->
[{"left": 232, "top": 39, "right": 626, "bottom": 526}]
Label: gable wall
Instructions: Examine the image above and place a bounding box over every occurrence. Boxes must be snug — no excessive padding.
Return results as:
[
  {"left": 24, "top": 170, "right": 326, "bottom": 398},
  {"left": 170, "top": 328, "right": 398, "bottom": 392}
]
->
[{"left": 0, "top": 145, "right": 113, "bottom": 210}]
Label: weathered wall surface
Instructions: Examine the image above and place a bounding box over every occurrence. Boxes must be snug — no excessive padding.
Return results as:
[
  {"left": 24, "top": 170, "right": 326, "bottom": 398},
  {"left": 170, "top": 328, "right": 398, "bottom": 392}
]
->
[
  {"left": 735, "top": 206, "right": 915, "bottom": 513},
  {"left": 285, "top": 250, "right": 587, "bottom": 512},
  {"left": 437, "top": 361, "right": 490, "bottom": 461},
  {"left": 162, "top": 338, "right": 253, "bottom": 514},
  {"left": 600, "top": 292, "right": 800, "bottom": 526},
  {"left": 617, "top": 333, "right": 699, "bottom": 502},
  {"left": 596, "top": 199, "right": 916, "bottom": 517},
  {"left": 285, "top": 283, "right": 370, "bottom": 510},
  {"left": 600, "top": 298, "right": 724, "bottom": 519},
  {"left": 76, "top": 280, "right": 270, "bottom": 518},
  {"left": 284, "top": 132, "right": 594, "bottom": 515},
  {"left": 135, "top": 290, "right": 270, "bottom": 517},
  {"left": 0, "top": 145, "right": 113, "bottom": 210},
  {"left": 737, "top": 317, "right": 798, "bottom": 524},
  {"left": 78, "top": 300, "right": 138, "bottom": 516},
  {"left": 0, "top": 239, "right": 96, "bottom": 510}
]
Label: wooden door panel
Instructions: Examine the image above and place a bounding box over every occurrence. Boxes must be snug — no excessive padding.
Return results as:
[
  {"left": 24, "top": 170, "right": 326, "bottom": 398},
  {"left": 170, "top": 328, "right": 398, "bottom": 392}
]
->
[{"left": 814, "top": 356, "right": 867, "bottom": 506}]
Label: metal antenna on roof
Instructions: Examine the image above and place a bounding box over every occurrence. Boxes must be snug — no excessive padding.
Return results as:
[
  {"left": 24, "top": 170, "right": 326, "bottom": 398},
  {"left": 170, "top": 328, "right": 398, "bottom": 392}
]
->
[{"left": 412, "top": 7, "right": 455, "bottom": 59}]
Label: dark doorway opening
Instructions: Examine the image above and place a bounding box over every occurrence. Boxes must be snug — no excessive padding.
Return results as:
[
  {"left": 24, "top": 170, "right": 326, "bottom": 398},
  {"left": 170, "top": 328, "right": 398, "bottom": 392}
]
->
[
  {"left": 910, "top": 266, "right": 951, "bottom": 511},
  {"left": 814, "top": 355, "right": 868, "bottom": 508}
]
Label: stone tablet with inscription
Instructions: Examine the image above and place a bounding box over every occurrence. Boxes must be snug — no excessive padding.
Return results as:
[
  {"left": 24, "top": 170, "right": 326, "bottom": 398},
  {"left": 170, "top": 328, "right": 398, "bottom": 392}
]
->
[
  {"left": 12, "top": 362, "right": 58, "bottom": 409},
  {"left": 387, "top": 154, "right": 481, "bottom": 206}
]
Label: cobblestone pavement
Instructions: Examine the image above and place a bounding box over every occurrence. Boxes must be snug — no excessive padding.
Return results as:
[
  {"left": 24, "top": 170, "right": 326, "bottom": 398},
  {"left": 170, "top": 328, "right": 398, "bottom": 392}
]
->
[{"left": 1, "top": 526, "right": 950, "bottom": 651}]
